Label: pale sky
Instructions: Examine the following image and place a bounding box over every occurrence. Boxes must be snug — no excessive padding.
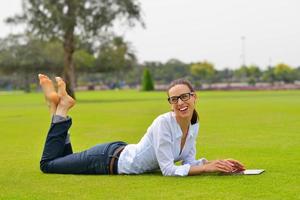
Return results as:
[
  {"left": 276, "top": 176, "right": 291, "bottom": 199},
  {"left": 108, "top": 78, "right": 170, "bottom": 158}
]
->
[{"left": 0, "top": 0, "right": 299, "bottom": 69}]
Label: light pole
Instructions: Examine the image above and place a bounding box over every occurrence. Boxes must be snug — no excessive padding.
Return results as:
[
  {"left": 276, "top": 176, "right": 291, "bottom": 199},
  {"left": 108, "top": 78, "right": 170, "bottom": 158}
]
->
[{"left": 241, "top": 36, "right": 246, "bottom": 67}]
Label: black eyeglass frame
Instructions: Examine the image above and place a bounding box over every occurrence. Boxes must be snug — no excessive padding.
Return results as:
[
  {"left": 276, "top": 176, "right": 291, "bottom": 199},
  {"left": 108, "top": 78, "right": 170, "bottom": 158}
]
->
[{"left": 167, "top": 92, "right": 195, "bottom": 104}]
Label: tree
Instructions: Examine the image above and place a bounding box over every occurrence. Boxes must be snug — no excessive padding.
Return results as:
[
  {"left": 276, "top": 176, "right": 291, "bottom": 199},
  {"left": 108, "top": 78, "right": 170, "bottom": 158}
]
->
[
  {"left": 234, "top": 66, "right": 248, "bottom": 82},
  {"left": 162, "top": 59, "right": 190, "bottom": 83},
  {"left": 94, "top": 36, "right": 137, "bottom": 73},
  {"left": 144, "top": 59, "right": 190, "bottom": 84},
  {"left": 234, "top": 65, "right": 261, "bottom": 85},
  {"left": 0, "top": 34, "right": 63, "bottom": 92},
  {"left": 273, "top": 63, "right": 296, "bottom": 83},
  {"left": 141, "top": 68, "right": 154, "bottom": 91},
  {"left": 247, "top": 65, "right": 261, "bottom": 85},
  {"left": 296, "top": 67, "right": 300, "bottom": 81},
  {"left": 92, "top": 36, "right": 137, "bottom": 88},
  {"left": 190, "top": 61, "right": 215, "bottom": 87},
  {"left": 215, "top": 68, "right": 234, "bottom": 84},
  {"left": 7, "top": 0, "right": 143, "bottom": 98},
  {"left": 262, "top": 67, "right": 276, "bottom": 85},
  {"left": 73, "top": 49, "right": 95, "bottom": 72}
]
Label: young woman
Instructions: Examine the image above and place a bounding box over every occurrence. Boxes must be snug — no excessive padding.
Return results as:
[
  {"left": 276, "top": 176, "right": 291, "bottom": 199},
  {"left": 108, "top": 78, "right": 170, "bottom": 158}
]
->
[{"left": 39, "top": 74, "right": 245, "bottom": 176}]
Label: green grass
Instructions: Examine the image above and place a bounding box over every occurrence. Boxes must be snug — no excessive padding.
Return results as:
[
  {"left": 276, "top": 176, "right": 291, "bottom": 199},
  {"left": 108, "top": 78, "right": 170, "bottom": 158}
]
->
[{"left": 0, "top": 90, "right": 299, "bottom": 200}]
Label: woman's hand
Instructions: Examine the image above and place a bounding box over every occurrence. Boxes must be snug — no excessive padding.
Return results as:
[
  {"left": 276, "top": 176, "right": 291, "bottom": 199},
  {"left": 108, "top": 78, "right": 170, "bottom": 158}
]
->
[
  {"left": 202, "top": 159, "right": 236, "bottom": 173},
  {"left": 203, "top": 159, "right": 245, "bottom": 173},
  {"left": 225, "top": 159, "right": 245, "bottom": 172},
  {"left": 188, "top": 158, "right": 246, "bottom": 175}
]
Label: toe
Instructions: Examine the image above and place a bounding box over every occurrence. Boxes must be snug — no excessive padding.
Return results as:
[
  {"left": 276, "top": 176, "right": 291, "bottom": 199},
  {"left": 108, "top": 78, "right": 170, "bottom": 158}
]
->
[
  {"left": 39, "top": 74, "right": 47, "bottom": 78},
  {"left": 55, "top": 77, "right": 65, "bottom": 86},
  {"left": 55, "top": 77, "right": 61, "bottom": 82},
  {"left": 38, "top": 74, "right": 44, "bottom": 80},
  {"left": 38, "top": 74, "right": 50, "bottom": 83}
]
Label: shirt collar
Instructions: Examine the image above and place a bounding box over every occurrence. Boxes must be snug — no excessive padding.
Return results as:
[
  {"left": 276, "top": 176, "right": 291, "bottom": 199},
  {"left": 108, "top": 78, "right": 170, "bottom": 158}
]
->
[{"left": 171, "top": 112, "right": 197, "bottom": 139}]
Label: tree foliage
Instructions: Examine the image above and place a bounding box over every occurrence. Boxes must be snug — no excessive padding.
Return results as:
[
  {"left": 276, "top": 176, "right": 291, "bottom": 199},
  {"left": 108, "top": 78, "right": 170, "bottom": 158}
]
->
[
  {"left": 0, "top": 35, "right": 64, "bottom": 92},
  {"left": 73, "top": 49, "right": 95, "bottom": 72},
  {"left": 190, "top": 61, "right": 215, "bottom": 86},
  {"left": 7, "top": 0, "right": 143, "bottom": 98},
  {"left": 140, "top": 59, "right": 190, "bottom": 84},
  {"left": 214, "top": 68, "right": 234, "bottom": 84},
  {"left": 94, "top": 36, "right": 137, "bottom": 72},
  {"left": 262, "top": 67, "right": 276, "bottom": 84},
  {"left": 273, "top": 63, "right": 296, "bottom": 83},
  {"left": 234, "top": 65, "right": 261, "bottom": 85}
]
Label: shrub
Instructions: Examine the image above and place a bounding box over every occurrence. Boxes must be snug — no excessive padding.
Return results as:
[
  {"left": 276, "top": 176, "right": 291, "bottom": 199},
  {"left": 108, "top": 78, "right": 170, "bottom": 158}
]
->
[{"left": 141, "top": 68, "right": 154, "bottom": 91}]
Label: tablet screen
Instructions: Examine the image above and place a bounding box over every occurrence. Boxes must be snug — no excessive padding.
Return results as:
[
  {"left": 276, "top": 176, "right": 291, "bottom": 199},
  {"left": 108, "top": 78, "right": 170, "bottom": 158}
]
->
[{"left": 242, "top": 169, "right": 265, "bottom": 175}]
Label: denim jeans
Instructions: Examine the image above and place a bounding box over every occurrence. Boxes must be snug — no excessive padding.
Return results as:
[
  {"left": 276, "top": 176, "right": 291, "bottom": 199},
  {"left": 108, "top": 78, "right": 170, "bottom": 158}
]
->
[{"left": 40, "top": 118, "right": 127, "bottom": 174}]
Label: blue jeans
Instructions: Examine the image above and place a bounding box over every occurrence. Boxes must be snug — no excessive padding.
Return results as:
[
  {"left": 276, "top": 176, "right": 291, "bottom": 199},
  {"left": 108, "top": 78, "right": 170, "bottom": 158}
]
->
[{"left": 40, "top": 118, "right": 127, "bottom": 174}]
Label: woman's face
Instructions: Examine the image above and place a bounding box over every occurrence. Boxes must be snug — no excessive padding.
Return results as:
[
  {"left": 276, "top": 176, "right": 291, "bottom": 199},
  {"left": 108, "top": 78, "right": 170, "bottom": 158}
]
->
[{"left": 168, "top": 84, "right": 197, "bottom": 120}]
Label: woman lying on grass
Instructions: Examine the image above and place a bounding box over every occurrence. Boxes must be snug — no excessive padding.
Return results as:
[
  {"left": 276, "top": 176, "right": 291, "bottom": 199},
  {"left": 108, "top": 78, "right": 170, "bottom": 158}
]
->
[{"left": 39, "top": 74, "right": 245, "bottom": 176}]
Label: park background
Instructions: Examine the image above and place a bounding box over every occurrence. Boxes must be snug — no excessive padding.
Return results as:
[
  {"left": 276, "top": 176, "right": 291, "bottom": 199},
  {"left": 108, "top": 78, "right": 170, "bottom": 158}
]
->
[{"left": 0, "top": 0, "right": 299, "bottom": 199}]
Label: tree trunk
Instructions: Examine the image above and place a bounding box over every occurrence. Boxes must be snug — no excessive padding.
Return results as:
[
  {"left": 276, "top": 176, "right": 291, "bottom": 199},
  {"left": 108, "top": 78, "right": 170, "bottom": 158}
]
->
[
  {"left": 62, "top": 1, "right": 76, "bottom": 99},
  {"left": 63, "top": 34, "right": 76, "bottom": 99}
]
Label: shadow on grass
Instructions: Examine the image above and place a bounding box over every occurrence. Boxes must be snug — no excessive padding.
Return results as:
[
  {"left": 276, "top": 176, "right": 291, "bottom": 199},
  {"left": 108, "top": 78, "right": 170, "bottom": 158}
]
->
[
  {"left": 119, "top": 171, "right": 255, "bottom": 179},
  {"left": 44, "top": 171, "right": 250, "bottom": 179}
]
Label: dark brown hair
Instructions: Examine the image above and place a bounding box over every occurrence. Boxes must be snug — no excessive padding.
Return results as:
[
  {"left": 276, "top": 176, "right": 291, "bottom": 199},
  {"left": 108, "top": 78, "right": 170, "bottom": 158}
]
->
[{"left": 167, "top": 79, "right": 199, "bottom": 125}]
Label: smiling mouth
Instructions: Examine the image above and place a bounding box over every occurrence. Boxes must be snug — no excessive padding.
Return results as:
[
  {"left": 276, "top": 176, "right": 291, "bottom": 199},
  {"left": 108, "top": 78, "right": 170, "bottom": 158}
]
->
[{"left": 179, "top": 106, "right": 188, "bottom": 112}]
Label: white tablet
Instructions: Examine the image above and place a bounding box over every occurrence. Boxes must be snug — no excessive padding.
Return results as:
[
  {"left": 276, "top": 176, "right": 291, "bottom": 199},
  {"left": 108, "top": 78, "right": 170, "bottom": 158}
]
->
[{"left": 235, "top": 169, "right": 265, "bottom": 175}]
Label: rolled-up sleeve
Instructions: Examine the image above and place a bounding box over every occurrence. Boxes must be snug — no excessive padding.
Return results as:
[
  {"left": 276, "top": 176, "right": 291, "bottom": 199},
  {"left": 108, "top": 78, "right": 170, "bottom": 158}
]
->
[{"left": 153, "top": 119, "right": 191, "bottom": 176}]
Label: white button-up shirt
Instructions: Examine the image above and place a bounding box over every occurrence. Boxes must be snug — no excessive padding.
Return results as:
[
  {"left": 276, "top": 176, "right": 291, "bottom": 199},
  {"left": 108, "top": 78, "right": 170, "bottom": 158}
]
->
[{"left": 118, "top": 112, "right": 207, "bottom": 176}]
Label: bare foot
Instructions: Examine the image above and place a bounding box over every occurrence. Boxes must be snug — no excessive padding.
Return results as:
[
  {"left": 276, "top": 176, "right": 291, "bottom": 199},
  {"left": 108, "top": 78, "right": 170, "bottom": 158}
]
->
[
  {"left": 38, "top": 74, "right": 59, "bottom": 115},
  {"left": 55, "top": 77, "right": 75, "bottom": 117}
]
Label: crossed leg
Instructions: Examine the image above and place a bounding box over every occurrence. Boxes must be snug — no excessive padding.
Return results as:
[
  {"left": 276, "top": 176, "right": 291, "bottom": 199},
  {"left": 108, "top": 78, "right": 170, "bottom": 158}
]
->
[
  {"left": 38, "top": 74, "right": 125, "bottom": 174},
  {"left": 39, "top": 74, "right": 77, "bottom": 173}
]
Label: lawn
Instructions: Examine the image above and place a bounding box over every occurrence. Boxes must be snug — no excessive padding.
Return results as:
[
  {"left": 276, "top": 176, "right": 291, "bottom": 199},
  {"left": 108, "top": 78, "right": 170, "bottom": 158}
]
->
[{"left": 0, "top": 90, "right": 299, "bottom": 200}]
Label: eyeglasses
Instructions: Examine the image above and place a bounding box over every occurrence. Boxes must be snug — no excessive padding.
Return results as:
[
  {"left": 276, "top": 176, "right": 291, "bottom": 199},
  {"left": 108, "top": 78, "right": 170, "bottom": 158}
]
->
[{"left": 168, "top": 93, "right": 194, "bottom": 104}]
